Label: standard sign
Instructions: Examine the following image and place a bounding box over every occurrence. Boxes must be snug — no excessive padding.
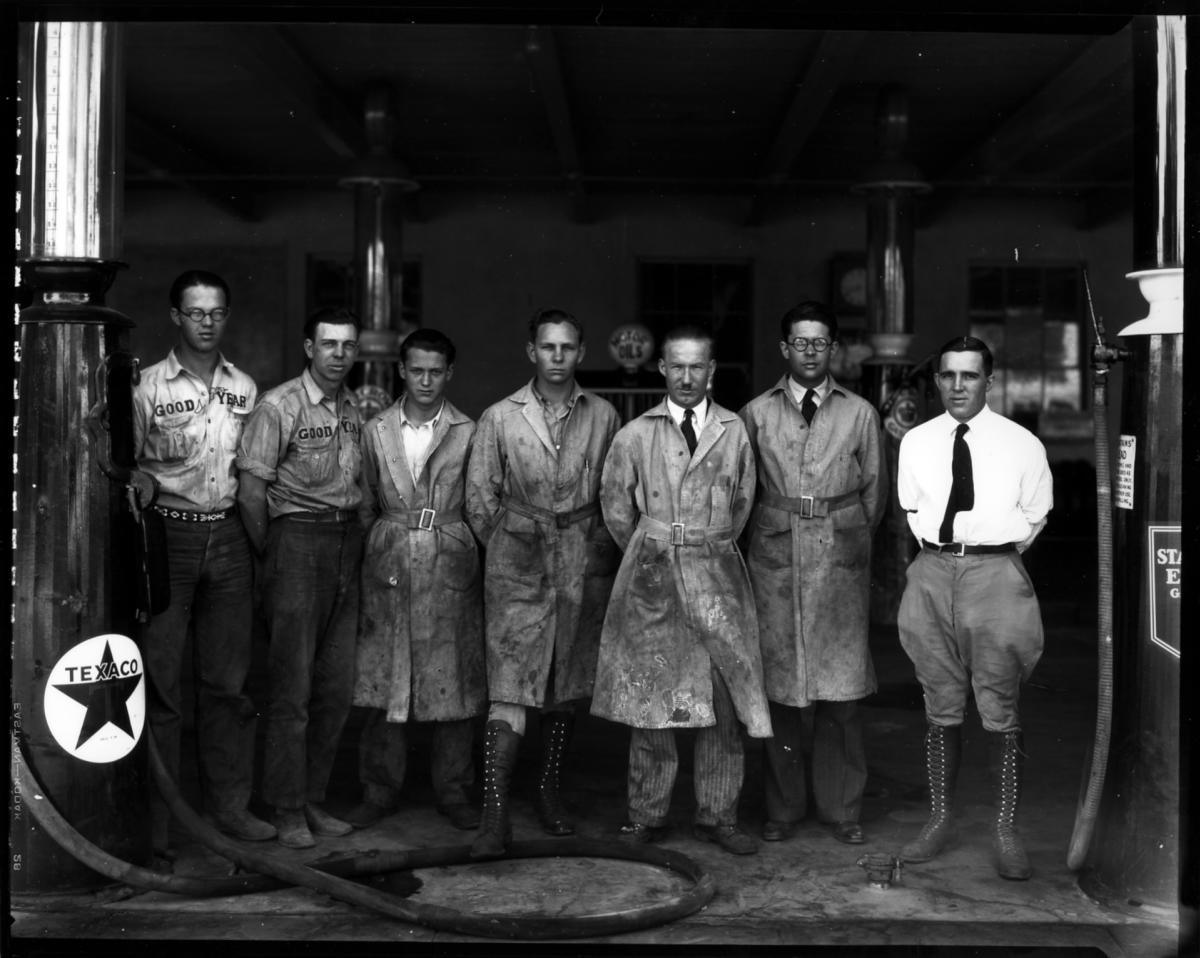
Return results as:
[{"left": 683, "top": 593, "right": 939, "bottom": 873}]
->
[
  {"left": 1148, "top": 525, "right": 1180, "bottom": 659},
  {"left": 44, "top": 633, "right": 145, "bottom": 763}
]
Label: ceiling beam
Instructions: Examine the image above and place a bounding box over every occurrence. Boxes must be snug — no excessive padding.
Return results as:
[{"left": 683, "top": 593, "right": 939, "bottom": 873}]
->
[
  {"left": 125, "top": 110, "right": 259, "bottom": 221},
  {"left": 524, "top": 25, "right": 589, "bottom": 222},
  {"left": 743, "top": 31, "right": 865, "bottom": 227},
  {"left": 921, "top": 29, "right": 1132, "bottom": 226},
  {"left": 220, "top": 24, "right": 365, "bottom": 162}
]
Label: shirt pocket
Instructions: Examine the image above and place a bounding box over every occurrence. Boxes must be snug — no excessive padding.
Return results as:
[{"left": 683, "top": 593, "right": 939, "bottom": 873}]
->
[
  {"left": 155, "top": 411, "right": 202, "bottom": 463},
  {"left": 294, "top": 436, "right": 338, "bottom": 485}
]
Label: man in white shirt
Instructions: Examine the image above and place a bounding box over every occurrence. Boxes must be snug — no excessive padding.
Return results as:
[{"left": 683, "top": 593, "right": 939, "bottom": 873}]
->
[{"left": 896, "top": 335, "right": 1053, "bottom": 881}]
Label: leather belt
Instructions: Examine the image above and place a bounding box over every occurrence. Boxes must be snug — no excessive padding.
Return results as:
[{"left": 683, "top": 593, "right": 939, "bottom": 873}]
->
[
  {"left": 638, "top": 515, "right": 733, "bottom": 547},
  {"left": 922, "top": 539, "right": 1016, "bottom": 556},
  {"left": 153, "top": 505, "right": 235, "bottom": 523},
  {"left": 501, "top": 495, "right": 600, "bottom": 530},
  {"left": 760, "top": 487, "right": 859, "bottom": 519},
  {"left": 279, "top": 509, "right": 357, "bottom": 524}
]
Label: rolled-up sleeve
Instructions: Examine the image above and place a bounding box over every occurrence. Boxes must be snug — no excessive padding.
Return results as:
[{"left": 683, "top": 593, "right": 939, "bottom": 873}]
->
[{"left": 235, "top": 402, "right": 284, "bottom": 483}]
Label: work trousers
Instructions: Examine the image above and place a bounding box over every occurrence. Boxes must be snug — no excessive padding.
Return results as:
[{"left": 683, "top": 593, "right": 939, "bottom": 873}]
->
[
  {"left": 627, "top": 668, "right": 744, "bottom": 828},
  {"left": 358, "top": 709, "right": 475, "bottom": 809},
  {"left": 898, "top": 549, "right": 1044, "bottom": 732},
  {"left": 261, "top": 516, "right": 362, "bottom": 810},
  {"left": 140, "top": 514, "right": 256, "bottom": 833},
  {"left": 763, "top": 699, "right": 867, "bottom": 824}
]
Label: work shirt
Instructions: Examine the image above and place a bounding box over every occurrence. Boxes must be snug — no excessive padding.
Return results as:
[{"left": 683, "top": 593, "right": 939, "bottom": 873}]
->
[
  {"left": 236, "top": 368, "right": 363, "bottom": 518},
  {"left": 898, "top": 404, "right": 1052, "bottom": 547},
  {"left": 533, "top": 383, "right": 579, "bottom": 451},
  {"left": 133, "top": 349, "right": 256, "bottom": 512},
  {"left": 399, "top": 401, "right": 443, "bottom": 484}
]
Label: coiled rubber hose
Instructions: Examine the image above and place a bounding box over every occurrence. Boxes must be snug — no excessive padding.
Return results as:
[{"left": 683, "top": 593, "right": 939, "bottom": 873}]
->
[
  {"left": 12, "top": 737, "right": 715, "bottom": 938},
  {"left": 1065, "top": 338, "right": 1122, "bottom": 871}
]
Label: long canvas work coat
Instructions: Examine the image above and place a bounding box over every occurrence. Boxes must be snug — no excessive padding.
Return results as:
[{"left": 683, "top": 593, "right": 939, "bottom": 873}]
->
[
  {"left": 353, "top": 398, "right": 486, "bottom": 724},
  {"left": 739, "top": 376, "right": 886, "bottom": 707},
  {"left": 465, "top": 381, "right": 621, "bottom": 707},
  {"left": 591, "top": 401, "right": 772, "bottom": 738}
]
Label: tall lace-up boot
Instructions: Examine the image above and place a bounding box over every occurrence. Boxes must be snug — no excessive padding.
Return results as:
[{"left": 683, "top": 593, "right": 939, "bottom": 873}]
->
[
  {"left": 535, "top": 712, "right": 576, "bottom": 836},
  {"left": 469, "top": 720, "right": 521, "bottom": 860},
  {"left": 990, "top": 729, "right": 1032, "bottom": 880},
  {"left": 900, "top": 723, "right": 961, "bottom": 863}
]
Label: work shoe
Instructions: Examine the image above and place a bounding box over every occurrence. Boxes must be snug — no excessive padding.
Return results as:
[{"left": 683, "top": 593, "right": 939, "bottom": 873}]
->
[
  {"left": 211, "top": 808, "right": 278, "bottom": 842},
  {"left": 343, "top": 800, "right": 394, "bottom": 829},
  {"left": 990, "top": 729, "right": 1032, "bottom": 881},
  {"left": 900, "top": 723, "right": 961, "bottom": 863},
  {"left": 535, "top": 712, "right": 576, "bottom": 836},
  {"left": 693, "top": 823, "right": 759, "bottom": 856},
  {"left": 832, "top": 821, "right": 865, "bottom": 845},
  {"left": 304, "top": 803, "right": 353, "bottom": 837},
  {"left": 470, "top": 720, "right": 522, "bottom": 860},
  {"left": 438, "top": 803, "right": 481, "bottom": 831},
  {"left": 762, "top": 820, "right": 796, "bottom": 842},
  {"left": 617, "top": 821, "right": 668, "bottom": 845},
  {"left": 274, "top": 809, "right": 316, "bottom": 849}
]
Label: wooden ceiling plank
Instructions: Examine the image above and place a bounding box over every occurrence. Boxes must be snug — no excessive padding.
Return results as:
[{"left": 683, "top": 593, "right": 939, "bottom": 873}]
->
[
  {"left": 224, "top": 25, "right": 365, "bottom": 161},
  {"left": 744, "top": 31, "right": 865, "bottom": 226},
  {"left": 525, "top": 25, "right": 589, "bottom": 219},
  {"left": 125, "top": 111, "right": 258, "bottom": 221}
]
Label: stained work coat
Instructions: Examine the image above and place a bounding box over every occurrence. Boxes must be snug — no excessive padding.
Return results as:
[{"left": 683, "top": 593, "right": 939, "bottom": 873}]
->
[
  {"left": 591, "top": 401, "right": 772, "bottom": 737},
  {"left": 739, "top": 376, "right": 886, "bottom": 707},
  {"left": 353, "top": 399, "right": 486, "bottom": 723},
  {"left": 465, "top": 381, "right": 620, "bottom": 707}
]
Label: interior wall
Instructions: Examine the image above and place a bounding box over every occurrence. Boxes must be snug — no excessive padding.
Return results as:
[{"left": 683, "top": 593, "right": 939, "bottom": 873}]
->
[{"left": 113, "top": 185, "right": 1135, "bottom": 445}]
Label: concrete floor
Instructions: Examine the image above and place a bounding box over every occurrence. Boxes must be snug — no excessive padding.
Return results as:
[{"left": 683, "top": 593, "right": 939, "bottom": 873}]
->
[{"left": 8, "top": 545, "right": 1187, "bottom": 958}]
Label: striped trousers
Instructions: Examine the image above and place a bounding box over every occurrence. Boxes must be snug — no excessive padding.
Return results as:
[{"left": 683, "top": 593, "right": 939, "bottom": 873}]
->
[{"left": 627, "top": 668, "right": 744, "bottom": 827}]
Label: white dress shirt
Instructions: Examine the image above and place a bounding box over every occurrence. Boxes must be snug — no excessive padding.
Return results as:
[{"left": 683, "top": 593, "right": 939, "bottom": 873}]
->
[
  {"left": 897, "top": 404, "right": 1052, "bottom": 549},
  {"left": 665, "top": 396, "right": 709, "bottom": 432},
  {"left": 786, "top": 375, "right": 830, "bottom": 410},
  {"left": 399, "top": 399, "right": 443, "bottom": 483}
]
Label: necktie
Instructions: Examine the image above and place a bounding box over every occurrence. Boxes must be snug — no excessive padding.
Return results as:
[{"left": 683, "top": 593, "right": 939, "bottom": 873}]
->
[
  {"left": 801, "top": 388, "right": 817, "bottom": 425},
  {"left": 681, "top": 408, "right": 698, "bottom": 456},
  {"left": 938, "top": 423, "right": 974, "bottom": 543}
]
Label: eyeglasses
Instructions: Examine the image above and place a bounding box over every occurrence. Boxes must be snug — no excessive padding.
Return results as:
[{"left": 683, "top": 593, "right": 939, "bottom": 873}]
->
[
  {"left": 785, "top": 337, "right": 831, "bottom": 353},
  {"left": 177, "top": 308, "right": 230, "bottom": 323}
]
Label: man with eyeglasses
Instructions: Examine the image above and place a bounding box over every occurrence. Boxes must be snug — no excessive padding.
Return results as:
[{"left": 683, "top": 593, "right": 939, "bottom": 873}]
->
[
  {"left": 236, "top": 307, "right": 365, "bottom": 849},
  {"left": 133, "top": 270, "right": 274, "bottom": 860},
  {"left": 739, "top": 301, "right": 886, "bottom": 848},
  {"left": 895, "top": 336, "right": 1051, "bottom": 881}
]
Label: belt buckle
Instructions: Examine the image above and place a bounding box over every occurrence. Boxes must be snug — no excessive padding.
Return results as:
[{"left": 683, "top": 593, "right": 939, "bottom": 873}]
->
[
  {"left": 953, "top": 542, "right": 966, "bottom": 557},
  {"left": 670, "top": 522, "right": 686, "bottom": 546},
  {"left": 418, "top": 508, "right": 436, "bottom": 531},
  {"left": 799, "top": 495, "right": 814, "bottom": 519}
]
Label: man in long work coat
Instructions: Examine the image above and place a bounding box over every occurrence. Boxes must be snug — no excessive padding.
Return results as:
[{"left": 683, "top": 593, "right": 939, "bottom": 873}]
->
[
  {"left": 593, "top": 324, "right": 772, "bottom": 856},
  {"left": 345, "top": 329, "right": 486, "bottom": 832},
  {"left": 740, "top": 301, "right": 886, "bottom": 846},
  {"left": 465, "top": 308, "right": 621, "bottom": 858}
]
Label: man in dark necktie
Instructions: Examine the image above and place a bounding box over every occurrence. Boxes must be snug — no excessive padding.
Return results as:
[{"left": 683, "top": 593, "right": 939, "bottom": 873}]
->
[
  {"left": 895, "top": 336, "right": 1053, "bottom": 881},
  {"left": 739, "top": 301, "right": 886, "bottom": 847}
]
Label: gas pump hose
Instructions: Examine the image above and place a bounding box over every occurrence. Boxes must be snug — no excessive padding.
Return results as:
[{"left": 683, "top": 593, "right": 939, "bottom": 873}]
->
[
  {"left": 12, "top": 737, "right": 716, "bottom": 939},
  {"left": 1065, "top": 334, "right": 1125, "bottom": 870}
]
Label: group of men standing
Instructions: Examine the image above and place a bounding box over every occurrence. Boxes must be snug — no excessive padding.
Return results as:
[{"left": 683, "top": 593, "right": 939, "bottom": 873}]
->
[{"left": 133, "top": 269, "right": 1051, "bottom": 880}]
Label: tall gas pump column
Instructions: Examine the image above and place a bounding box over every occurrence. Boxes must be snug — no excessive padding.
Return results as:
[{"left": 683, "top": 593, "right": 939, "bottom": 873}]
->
[
  {"left": 340, "top": 84, "right": 419, "bottom": 422},
  {"left": 852, "top": 86, "right": 930, "bottom": 625},
  {"left": 1078, "top": 16, "right": 1184, "bottom": 921},
  {"left": 12, "top": 22, "right": 150, "bottom": 893}
]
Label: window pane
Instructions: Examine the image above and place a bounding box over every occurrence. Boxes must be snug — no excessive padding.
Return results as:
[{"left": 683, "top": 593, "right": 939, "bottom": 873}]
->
[
  {"left": 989, "top": 369, "right": 1007, "bottom": 415},
  {"left": 1043, "top": 321, "right": 1079, "bottom": 367},
  {"left": 1007, "top": 369, "right": 1043, "bottom": 414},
  {"left": 970, "top": 322, "right": 1005, "bottom": 356},
  {"left": 1043, "top": 370, "right": 1082, "bottom": 411},
  {"left": 675, "top": 264, "right": 711, "bottom": 312},
  {"left": 1044, "top": 268, "right": 1080, "bottom": 315},
  {"left": 1006, "top": 267, "right": 1042, "bottom": 308},
  {"left": 1003, "top": 312, "right": 1043, "bottom": 366}
]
